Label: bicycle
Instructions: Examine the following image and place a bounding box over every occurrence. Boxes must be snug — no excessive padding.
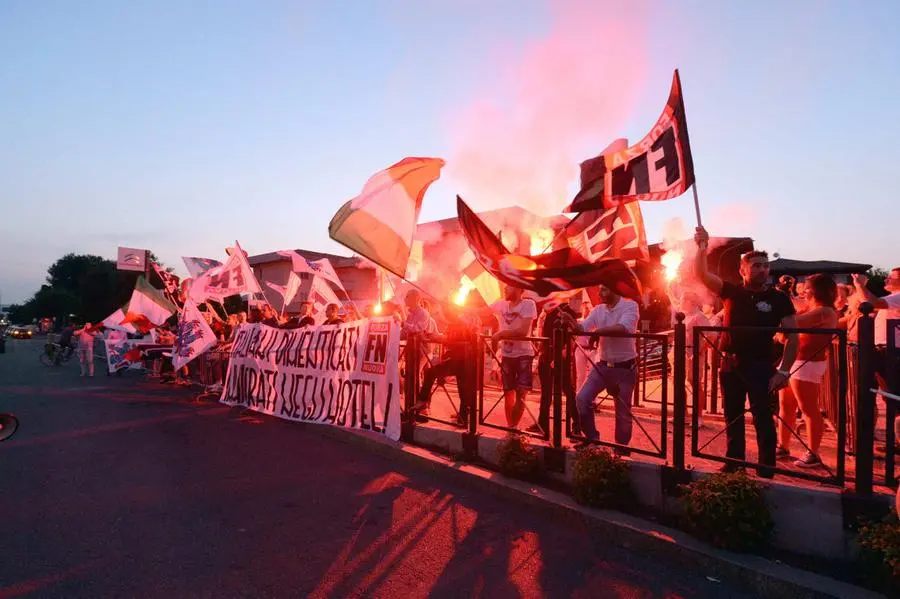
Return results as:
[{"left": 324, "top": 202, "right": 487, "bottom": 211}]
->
[
  {"left": 39, "top": 342, "right": 74, "bottom": 367},
  {"left": 0, "top": 413, "right": 18, "bottom": 441}
]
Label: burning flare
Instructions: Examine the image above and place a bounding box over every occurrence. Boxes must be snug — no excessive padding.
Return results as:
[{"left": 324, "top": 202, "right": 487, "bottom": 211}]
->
[
  {"left": 661, "top": 249, "right": 683, "bottom": 282},
  {"left": 372, "top": 303, "right": 383, "bottom": 315},
  {"left": 528, "top": 228, "right": 555, "bottom": 255},
  {"left": 454, "top": 277, "right": 476, "bottom": 306}
]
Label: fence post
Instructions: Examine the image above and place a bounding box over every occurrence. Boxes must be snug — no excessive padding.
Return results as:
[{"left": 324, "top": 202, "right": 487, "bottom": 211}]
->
[
  {"left": 886, "top": 320, "right": 899, "bottom": 487},
  {"left": 462, "top": 334, "right": 479, "bottom": 460},
  {"left": 552, "top": 325, "right": 564, "bottom": 450},
  {"left": 541, "top": 325, "right": 567, "bottom": 474},
  {"left": 672, "top": 313, "right": 687, "bottom": 473},
  {"left": 401, "top": 334, "right": 418, "bottom": 443},
  {"left": 855, "top": 303, "right": 876, "bottom": 496}
]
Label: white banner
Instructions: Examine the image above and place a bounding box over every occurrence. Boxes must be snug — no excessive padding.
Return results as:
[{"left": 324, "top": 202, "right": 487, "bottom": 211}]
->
[{"left": 220, "top": 318, "right": 401, "bottom": 440}]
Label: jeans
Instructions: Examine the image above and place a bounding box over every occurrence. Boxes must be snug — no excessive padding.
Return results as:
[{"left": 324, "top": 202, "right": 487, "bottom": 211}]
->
[
  {"left": 720, "top": 359, "right": 777, "bottom": 476},
  {"left": 576, "top": 364, "right": 636, "bottom": 444}
]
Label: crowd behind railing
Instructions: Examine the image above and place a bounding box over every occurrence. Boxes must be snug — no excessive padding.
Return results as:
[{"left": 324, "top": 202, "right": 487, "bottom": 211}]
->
[{"left": 37, "top": 264, "right": 900, "bottom": 495}]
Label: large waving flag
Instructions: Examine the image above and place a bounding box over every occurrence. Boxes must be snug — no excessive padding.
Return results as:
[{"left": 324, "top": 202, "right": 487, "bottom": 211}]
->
[
  {"left": 172, "top": 300, "right": 218, "bottom": 370},
  {"left": 565, "top": 70, "right": 695, "bottom": 212},
  {"left": 121, "top": 276, "right": 177, "bottom": 332},
  {"left": 457, "top": 196, "right": 641, "bottom": 300},
  {"left": 328, "top": 157, "right": 445, "bottom": 277}
]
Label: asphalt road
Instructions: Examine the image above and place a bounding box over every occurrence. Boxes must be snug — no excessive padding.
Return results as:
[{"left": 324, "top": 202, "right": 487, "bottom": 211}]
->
[{"left": 0, "top": 338, "right": 755, "bottom": 598}]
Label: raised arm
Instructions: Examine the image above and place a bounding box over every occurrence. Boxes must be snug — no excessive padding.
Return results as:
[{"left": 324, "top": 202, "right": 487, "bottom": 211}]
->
[
  {"left": 694, "top": 226, "right": 723, "bottom": 296},
  {"left": 852, "top": 273, "right": 890, "bottom": 310}
]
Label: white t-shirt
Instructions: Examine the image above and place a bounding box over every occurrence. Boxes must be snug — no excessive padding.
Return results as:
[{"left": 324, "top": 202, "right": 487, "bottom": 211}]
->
[
  {"left": 874, "top": 291, "right": 900, "bottom": 346},
  {"left": 581, "top": 299, "right": 639, "bottom": 363},
  {"left": 492, "top": 299, "right": 538, "bottom": 358},
  {"left": 683, "top": 309, "right": 711, "bottom": 350}
]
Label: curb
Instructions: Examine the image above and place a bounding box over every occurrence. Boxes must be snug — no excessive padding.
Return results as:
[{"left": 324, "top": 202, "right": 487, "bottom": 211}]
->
[{"left": 295, "top": 419, "right": 887, "bottom": 599}]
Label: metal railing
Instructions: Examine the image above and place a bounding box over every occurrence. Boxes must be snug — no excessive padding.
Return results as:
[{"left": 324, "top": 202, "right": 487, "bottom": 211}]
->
[
  {"left": 568, "top": 329, "right": 669, "bottom": 460},
  {"left": 689, "top": 324, "right": 848, "bottom": 486}
]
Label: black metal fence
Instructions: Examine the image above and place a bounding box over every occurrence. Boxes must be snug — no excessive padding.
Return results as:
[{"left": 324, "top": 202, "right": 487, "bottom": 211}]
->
[{"left": 398, "top": 302, "right": 894, "bottom": 496}]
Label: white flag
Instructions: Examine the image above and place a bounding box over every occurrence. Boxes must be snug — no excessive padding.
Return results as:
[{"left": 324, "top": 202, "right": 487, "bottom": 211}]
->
[
  {"left": 190, "top": 241, "right": 262, "bottom": 302},
  {"left": 172, "top": 300, "right": 218, "bottom": 370},
  {"left": 264, "top": 271, "right": 302, "bottom": 312},
  {"left": 308, "top": 276, "right": 341, "bottom": 324}
]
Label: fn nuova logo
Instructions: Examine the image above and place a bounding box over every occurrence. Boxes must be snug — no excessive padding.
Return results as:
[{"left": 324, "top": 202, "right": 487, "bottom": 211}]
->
[{"left": 361, "top": 322, "right": 389, "bottom": 374}]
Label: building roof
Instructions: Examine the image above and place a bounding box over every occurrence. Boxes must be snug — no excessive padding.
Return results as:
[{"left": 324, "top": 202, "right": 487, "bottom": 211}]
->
[
  {"left": 248, "top": 249, "right": 366, "bottom": 269},
  {"left": 768, "top": 258, "right": 871, "bottom": 276}
]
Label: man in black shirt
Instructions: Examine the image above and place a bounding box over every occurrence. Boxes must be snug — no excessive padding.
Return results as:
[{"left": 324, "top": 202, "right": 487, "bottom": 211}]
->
[
  {"left": 528, "top": 297, "right": 581, "bottom": 435},
  {"left": 695, "top": 227, "right": 797, "bottom": 477},
  {"left": 415, "top": 305, "right": 478, "bottom": 427},
  {"left": 55, "top": 323, "right": 76, "bottom": 365}
]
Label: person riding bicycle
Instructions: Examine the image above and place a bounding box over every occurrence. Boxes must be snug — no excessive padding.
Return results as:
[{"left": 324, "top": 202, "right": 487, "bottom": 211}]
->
[{"left": 54, "top": 323, "right": 76, "bottom": 365}]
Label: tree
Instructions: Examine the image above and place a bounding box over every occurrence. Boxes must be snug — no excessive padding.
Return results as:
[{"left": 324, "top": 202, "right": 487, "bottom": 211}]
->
[{"left": 866, "top": 267, "right": 889, "bottom": 297}]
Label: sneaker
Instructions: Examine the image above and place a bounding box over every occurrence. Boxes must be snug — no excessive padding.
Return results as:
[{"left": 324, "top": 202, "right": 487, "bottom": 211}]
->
[
  {"left": 795, "top": 452, "right": 822, "bottom": 468},
  {"left": 524, "top": 424, "right": 543, "bottom": 434},
  {"left": 776, "top": 445, "right": 791, "bottom": 459}
]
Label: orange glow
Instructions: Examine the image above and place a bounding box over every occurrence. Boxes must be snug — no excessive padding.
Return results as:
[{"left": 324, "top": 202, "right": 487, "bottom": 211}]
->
[
  {"left": 373, "top": 303, "right": 383, "bottom": 315},
  {"left": 453, "top": 277, "right": 476, "bottom": 306},
  {"left": 661, "top": 249, "right": 683, "bottom": 282},
  {"left": 502, "top": 255, "right": 538, "bottom": 271},
  {"left": 527, "top": 228, "right": 555, "bottom": 255}
]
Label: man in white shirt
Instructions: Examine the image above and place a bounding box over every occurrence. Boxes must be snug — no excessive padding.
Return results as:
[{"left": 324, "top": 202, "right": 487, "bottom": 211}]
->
[
  {"left": 853, "top": 268, "right": 900, "bottom": 389},
  {"left": 491, "top": 286, "right": 538, "bottom": 428},
  {"left": 561, "top": 284, "right": 639, "bottom": 451},
  {"left": 74, "top": 323, "right": 98, "bottom": 377},
  {"left": 853, "top": 268, "right": 900, "bottom": 453}
]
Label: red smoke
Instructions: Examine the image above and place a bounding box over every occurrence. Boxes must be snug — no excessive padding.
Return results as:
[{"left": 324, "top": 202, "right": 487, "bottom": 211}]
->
[{"left": 446, "top": 0, "right": 650, "bottom": 215}]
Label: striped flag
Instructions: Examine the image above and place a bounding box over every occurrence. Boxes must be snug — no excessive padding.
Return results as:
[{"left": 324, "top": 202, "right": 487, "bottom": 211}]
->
[
  {"left": 329, "top": 157, "right": 444, "bottom": 277},
  {"left": 121, "top": 276, "right": 177, "bottom": 332}
]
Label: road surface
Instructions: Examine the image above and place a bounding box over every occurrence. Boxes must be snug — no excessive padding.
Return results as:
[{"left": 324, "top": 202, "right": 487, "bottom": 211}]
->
[{"left": 0, "top": 338, "right": 754, "bottom": 598}]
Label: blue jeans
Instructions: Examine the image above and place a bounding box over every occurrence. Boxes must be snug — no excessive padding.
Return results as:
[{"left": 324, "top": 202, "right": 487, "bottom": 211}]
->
[{"left": 576, "top": 364, "right": 636, "bottom": 444}]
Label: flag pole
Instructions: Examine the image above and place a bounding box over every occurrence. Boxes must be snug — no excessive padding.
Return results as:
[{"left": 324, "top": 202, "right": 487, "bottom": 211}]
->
[{"left": 691, "top": 182, "right": 703, "bottom": 228}]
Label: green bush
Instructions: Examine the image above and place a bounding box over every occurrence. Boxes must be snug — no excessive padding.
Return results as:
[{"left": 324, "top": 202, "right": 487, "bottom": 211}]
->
[
  {"left": 497, "top": 434, "right": 543, "bottom": 482},
  {"left": 679, "top": 471, "right": 773, "bottom": 552},
  {"left": 857, "top": 514, "right": 900, "bottom": 592},
  {"left": 571, "top": 446, "right": 633, "bottom": 509}
]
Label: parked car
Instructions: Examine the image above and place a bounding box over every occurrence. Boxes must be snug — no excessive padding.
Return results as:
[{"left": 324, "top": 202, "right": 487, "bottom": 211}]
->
[{"left": 8, "top": 327, "right": 33, "bottom": 339}]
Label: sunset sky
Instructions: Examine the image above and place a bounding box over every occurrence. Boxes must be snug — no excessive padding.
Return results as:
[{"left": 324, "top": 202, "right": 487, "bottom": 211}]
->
[{"left": 1, "top": 0, "right": 897, "bottom": 303}]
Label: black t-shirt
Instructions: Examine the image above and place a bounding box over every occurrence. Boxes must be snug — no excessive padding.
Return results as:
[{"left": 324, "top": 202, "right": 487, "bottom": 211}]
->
[
  {"left": 540, "top": 304, "right": 578, "bottom": 359},
  {"left": 719, "top": 282, "right": 795, "bottom": 361},
  {"left": 59, "top": 329, "right": 74, "bottom": 346}
]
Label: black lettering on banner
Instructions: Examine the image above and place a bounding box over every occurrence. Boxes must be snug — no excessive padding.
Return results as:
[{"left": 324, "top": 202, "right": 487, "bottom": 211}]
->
[
  {"left": 379, "top": 382, "right": 394, "bottom": 435},
  {"left": 611, "top": 153, "right": 650, "bottom": 196},
  {"left": 650, "top": 126, "right": 680, "bottom": 185},
  {"left": 359, "top": 380, "right": 371, "bottom": 430},
  {"left": 279, "top": 371, "right": 293, "bottom": 417},
  {"left": 301, "top": 375, "right": 315, "bottom": 419}
]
